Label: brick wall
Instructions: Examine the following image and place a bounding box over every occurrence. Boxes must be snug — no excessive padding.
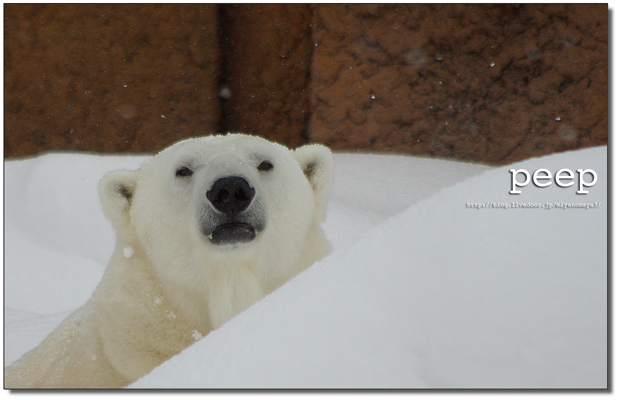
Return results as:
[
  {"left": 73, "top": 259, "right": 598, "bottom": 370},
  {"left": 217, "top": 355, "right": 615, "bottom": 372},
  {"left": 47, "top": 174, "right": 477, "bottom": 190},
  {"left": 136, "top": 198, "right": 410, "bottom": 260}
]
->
[{"left": 4, "top": 4, "right": 607, "bottom": 164}]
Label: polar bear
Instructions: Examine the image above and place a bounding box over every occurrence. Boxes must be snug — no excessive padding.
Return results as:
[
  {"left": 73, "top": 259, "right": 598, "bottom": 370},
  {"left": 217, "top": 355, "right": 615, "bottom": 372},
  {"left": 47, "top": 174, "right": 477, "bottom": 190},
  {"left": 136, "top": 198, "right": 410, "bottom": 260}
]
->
[{"left": 5, "top": 133, "right": 333, "bottom": 388}]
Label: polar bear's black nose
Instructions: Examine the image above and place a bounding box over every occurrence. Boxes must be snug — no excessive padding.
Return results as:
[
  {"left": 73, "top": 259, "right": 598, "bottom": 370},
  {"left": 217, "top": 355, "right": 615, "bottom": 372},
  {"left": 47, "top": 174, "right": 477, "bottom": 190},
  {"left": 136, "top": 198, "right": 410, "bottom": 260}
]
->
[{"left": 207, "top": 176, "right": 255, "bottom": 214}]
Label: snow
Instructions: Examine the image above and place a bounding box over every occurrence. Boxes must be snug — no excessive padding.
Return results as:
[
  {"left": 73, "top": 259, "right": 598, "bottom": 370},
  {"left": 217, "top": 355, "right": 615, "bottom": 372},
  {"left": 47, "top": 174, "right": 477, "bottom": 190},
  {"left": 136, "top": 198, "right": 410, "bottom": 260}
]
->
[
  {"left": 3, "top": 147, "right": 607, "bottom": 389},
  {"left": 123, "top": 246, "right": 135, "bottom": 259}
]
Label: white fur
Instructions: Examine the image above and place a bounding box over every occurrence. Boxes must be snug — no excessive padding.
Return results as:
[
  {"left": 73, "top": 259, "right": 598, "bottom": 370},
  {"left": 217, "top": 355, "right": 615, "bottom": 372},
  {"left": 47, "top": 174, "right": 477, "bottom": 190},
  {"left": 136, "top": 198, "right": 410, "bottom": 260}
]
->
[{"left": 5, "top": 134, "right": 333, "bottom": 388}]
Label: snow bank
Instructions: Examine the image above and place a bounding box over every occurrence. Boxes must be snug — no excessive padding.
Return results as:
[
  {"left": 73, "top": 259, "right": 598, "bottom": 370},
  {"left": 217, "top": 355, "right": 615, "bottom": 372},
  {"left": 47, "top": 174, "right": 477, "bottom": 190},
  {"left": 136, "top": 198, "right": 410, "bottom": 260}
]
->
[
  {"left": 132, "top": 147, "right": 606, "bottom": 389},
  {"left": 4, "top": 147, "right": 606, "bottom": 389},
  {"left": 4, "top": 154, "right": 148, "bottom": 314}
]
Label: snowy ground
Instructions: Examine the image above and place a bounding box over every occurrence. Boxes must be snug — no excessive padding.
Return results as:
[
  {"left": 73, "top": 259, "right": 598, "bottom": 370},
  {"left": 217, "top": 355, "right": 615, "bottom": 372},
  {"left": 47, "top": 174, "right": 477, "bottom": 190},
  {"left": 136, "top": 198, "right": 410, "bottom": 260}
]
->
[{"left": 3, "top": 146, "right": 607, "bottom": 389}]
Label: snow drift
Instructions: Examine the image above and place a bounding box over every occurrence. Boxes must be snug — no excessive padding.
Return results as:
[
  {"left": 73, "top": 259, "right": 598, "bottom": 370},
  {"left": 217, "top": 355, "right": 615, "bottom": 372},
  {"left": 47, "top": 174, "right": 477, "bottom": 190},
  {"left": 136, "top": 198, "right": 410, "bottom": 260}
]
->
[{"left": 4, "top": 147, "right": 607, "bottom": 389}]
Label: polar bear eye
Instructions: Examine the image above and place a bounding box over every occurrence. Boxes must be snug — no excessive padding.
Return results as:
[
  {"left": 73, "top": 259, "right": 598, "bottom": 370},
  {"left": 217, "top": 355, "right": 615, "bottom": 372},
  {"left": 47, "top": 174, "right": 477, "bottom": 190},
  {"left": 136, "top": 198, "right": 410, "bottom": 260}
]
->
[
  {"left": 258, "top": 161, "right": 273, "bottom": 172},
  {"left": 175, "top": 166, "right": 193, "bottom": 177}
]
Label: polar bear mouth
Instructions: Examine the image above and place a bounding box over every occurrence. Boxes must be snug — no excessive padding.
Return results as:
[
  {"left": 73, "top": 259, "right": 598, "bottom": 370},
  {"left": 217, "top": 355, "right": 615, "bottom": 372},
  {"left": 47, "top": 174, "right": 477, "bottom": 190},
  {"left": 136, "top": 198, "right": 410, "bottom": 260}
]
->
[{"left": 208, "top": 222, "right": 258, "bottom": 245}]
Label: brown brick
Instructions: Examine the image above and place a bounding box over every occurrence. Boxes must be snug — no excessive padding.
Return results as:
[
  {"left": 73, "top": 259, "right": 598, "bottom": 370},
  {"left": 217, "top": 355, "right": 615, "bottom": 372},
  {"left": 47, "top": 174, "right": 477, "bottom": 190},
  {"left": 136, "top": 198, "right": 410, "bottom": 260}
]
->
[
  {"left": 4, "top": 4, "right": 221, "bottom": 158},
  {"left": 219, "top": 4, "right": 313, "bottom": 149},
  {"left": 309, "top": 4, "right": 607, "bottom": 164}
]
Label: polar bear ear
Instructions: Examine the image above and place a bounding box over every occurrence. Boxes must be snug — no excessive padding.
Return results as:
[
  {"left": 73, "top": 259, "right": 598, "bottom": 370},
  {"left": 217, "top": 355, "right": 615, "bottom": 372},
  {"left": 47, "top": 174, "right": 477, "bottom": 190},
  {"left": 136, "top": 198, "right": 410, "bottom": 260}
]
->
[
  {"left": 293, "top": 144, "right": 334, "bottom": 221},
  {"left": 98, "top": 169, "right": 138, "bottom": 230}
]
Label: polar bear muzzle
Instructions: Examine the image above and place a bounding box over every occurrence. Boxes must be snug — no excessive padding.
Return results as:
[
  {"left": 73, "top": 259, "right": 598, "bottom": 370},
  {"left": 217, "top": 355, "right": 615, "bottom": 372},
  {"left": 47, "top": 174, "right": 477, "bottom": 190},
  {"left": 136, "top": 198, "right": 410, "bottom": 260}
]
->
[{"left": 204, "top": 175, "right": 264, "bottom": 245}]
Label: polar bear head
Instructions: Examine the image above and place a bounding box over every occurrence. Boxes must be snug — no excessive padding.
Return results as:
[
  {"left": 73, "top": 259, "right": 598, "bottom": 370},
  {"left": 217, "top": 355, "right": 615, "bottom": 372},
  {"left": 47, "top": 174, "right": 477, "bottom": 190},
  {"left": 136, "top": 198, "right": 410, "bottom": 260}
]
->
[{"left": 98, "top": 133, "right": 333, "bottom": 330}]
